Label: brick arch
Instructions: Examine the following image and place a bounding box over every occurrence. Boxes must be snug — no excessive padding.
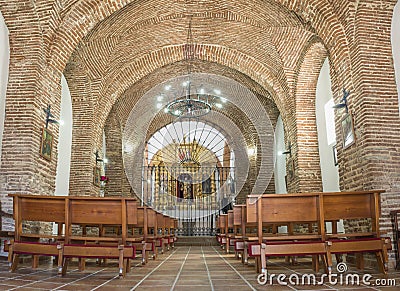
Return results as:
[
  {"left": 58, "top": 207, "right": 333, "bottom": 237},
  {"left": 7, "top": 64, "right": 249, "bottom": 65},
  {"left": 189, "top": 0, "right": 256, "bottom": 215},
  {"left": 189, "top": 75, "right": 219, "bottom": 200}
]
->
[
  {"left": 275, "top": 0, "right": 351, "bottom": 85},
  {"left": 289, "top": 38, "right": 328, "bottom": 193},
  {"left": 142, "top": 103, "right": 262, "bottom": 200},
  {"left": 67, "top": 57, "right": 276, "bottom": 197},
  {"left": 92, "top": 43, "right": 287, "bottom": 132}
]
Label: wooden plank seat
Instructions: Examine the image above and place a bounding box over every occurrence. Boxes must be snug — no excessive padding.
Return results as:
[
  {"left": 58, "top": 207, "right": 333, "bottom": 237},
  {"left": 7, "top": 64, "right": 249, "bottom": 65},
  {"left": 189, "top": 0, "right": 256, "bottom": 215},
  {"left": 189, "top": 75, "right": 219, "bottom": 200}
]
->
[
  {"left": 224, "top": 210, "right": 235, "bottom": 253},
  {"left": 129, "top": 206, "right": 157, "bottom": 263},
  {"left": 231, "top": 204, "right": 258, "bottom": 263},
  {"left": 169, "top": 218, "right": 178, "bottom": 248},
  {"left": 260, "top": 241, "right": 328, "bottom": 273},
  {"left": 62, "top": 243, "right": 135, "bottom": 277},
  {"left": 156, "top": 213, "right": 167, "bottom": 254},
  {"left": 326, "top": 238, "right": 390, "bottom": 275},
  {"left": 216, "top": 214, "right": 228, "bottom": 249},
  {"left": 9, "top": 240, "right": 63, "bottom": 273}
]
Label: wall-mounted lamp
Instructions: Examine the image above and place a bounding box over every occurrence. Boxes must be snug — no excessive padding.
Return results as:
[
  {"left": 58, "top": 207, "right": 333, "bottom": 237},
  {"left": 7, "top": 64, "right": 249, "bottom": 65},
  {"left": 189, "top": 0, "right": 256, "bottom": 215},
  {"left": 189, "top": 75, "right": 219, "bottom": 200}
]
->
[
  {"left": 95, "top": 150, "right": 108, "bottom": 165},
  {"left": 281, "top": 142, "right": 291, "bottom": 156},
  {"left": 247, "top": 147, "right": 256, "bottom": 156},
  {"left": 95, "top": 150, "right": 103, "bottom": 165},
  {"left": 333, "top": 88, "right": 350, "bottom": 113},
  {"left": 43, "top": 104, "right": 61, "bottom": 128}
]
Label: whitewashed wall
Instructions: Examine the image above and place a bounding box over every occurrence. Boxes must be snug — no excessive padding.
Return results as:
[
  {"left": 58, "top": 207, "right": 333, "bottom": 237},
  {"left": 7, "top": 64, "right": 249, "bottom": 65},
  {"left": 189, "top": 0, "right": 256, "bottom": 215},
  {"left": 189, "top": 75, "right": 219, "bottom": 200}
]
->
[
  {"left": 54, "top": 75, "right": 73, "bottom": 195},
  {"left": 316, "top": 58, "right": 340, "bottom": 192},
  {"left": 274, "top": 115, "right": 287, "bottom": 193}
]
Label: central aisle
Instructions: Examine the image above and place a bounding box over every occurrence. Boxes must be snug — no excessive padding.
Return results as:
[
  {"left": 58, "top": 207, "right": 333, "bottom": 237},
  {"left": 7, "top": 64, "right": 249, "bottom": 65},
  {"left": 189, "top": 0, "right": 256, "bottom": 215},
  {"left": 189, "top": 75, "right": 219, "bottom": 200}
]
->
[{"left": 129, "top": 246, "right": 259, "bottom": 291}]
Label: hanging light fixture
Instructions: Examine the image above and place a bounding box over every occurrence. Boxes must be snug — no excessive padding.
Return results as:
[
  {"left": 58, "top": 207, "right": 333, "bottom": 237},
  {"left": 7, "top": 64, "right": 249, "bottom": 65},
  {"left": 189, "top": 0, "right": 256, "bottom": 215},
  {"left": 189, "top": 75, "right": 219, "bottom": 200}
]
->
[{"left": 164, "top": 17, "right": 213, "bottom": 118}]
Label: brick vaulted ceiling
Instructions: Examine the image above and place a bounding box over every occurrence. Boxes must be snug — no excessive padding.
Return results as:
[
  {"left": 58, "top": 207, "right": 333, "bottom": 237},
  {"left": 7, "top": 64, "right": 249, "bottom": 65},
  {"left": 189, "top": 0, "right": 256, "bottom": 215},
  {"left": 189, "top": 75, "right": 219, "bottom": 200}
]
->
[{"left": 64, "top": 0, "right": 315, "bottom": 126}]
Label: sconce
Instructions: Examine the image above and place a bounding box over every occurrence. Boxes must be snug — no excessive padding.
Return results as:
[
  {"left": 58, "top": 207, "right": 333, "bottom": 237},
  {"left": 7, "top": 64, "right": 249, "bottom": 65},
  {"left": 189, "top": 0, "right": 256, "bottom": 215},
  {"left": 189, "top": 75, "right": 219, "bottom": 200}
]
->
[
  {"left": 43, "top": 104, "right": 61, "bottom": 128},
  {"left": 247, "top": 147, "right": 256, "bottom": 156},
  {"left": 281, "top": 142, "right": 291, "bottom": 156},
  {"left": 95, "top": 150, "right": 108, "bottom": 165},
  {"left": 95, "top": 150, "right": 103, "bottom": 165},
  {"left": 333, "top": 88, "right": 350, "bottom": 113}
]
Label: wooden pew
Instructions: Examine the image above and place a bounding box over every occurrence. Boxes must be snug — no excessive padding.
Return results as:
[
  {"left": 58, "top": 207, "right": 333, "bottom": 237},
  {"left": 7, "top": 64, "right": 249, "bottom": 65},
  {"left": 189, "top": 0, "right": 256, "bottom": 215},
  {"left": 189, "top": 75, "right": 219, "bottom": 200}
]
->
[
  {"left": 8, "top": 194, "right": 141, "bottom": 277},
  {"left": 169, "top": 218, "right": 178, "bottom": 248},
  {"left": 322, "top": 190, "right": 389, "bottom": 274},
  {"left": 247, "top": 193, "right": 326, "bottom": 273},
  {"left": 225, "top": 210, "right": 235, "bottom": 253},
  {"left": 216, "top": 214, "right": 228, "bottom": 249},
  {"left": 232, "top": 204, "right": 257, "bottom": 263},
  {"left": 156, "top": 212, "right": 166, "bottom": 254},
  {"left": 62, "top": 196, "right": 138, "bottom": 277},
  {"left": 163, "top": 216, "right": 174, "bottom": 250},
  {"left": 245, "top": 190, "right": 389, "bottom": 275},
  {"left": 8, "top": 194, "right": 66, "bottom": 272},
  {"left": 129, "top": 206, "right": 156, "bottom": 264}
]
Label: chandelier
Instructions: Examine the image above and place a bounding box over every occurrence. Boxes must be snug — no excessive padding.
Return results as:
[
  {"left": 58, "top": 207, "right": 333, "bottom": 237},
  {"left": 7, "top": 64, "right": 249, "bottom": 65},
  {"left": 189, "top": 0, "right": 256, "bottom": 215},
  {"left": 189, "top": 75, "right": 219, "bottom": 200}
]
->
[{"left": 164, "top": 17, "right": 214, "bottom": 118}]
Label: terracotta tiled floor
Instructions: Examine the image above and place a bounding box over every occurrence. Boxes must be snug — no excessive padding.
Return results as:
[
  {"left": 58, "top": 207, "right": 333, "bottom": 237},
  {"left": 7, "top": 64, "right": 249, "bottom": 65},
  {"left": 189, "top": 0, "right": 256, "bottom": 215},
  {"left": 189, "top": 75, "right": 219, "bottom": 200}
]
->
[{"left": 0, "top": 246, "right": 399, "bottom": 290}]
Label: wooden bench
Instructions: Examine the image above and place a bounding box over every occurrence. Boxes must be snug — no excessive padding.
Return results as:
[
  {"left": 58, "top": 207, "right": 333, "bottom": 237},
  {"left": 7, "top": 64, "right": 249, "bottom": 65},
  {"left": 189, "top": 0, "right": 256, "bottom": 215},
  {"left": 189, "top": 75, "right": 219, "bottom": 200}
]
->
[
  {"left": 128, "top": 206, "right": 157, "bottom": 264},
  {"left": 62, "top": 196, "right": 140, "bottom": 276},
  {"left": 216, "top": 214, "right": 228, "bottom": 249},
  {"left": 8, "top": 195, "right": 145, "bottom": 277},
  {"left": 10, "top": 241, "right": 63, "bottom": 274},
  {"left": 225, "top": 210, "right": 235, "bottom": 253},
  {"left": 232, "top": 204, "right": 257, "bottom": 263},
  {"left": 322, "top": 190, "right": 389, "bottom": 273},
  {"left": 156, "top": 213, "right": 167, "bottom": 254},
  {"left": 247, "top": 193, "right": 325, "bottom": 273},
  {"left": 243, "top": 190, "right": 389, "bottom": 275},
  {"left": 62, "top": 244, "right": 135, "bottom": 277},
  {"left": 8, "top": 194, "right": 66, "bottom": 272}
]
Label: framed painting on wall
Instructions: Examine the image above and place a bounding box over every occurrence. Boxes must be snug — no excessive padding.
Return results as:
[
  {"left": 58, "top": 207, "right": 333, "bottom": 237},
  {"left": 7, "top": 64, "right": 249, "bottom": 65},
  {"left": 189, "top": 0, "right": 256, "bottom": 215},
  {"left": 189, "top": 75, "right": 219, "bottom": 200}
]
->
[
  {"left": 332, "top": 144, "right": 338, "bottom": 166},
  {"left": 40, "top": 127, "right": 53, "bottom": 161},
  {"left": 341, "top": 113, "right": 355, "bottom": 149},
  {"left": 93, "top": 166, "right": 101, "bottom": 187}
]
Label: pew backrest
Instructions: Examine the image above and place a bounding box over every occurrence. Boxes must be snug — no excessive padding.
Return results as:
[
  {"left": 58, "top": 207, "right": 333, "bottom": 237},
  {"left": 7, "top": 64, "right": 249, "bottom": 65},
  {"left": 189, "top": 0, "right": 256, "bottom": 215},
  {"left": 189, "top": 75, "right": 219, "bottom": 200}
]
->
[
  {"left": 10, "top": 194, "right": 66, "bottom": 241},
  {"left": 322, "top": 190, "right": 383, "bottom": 237}
]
